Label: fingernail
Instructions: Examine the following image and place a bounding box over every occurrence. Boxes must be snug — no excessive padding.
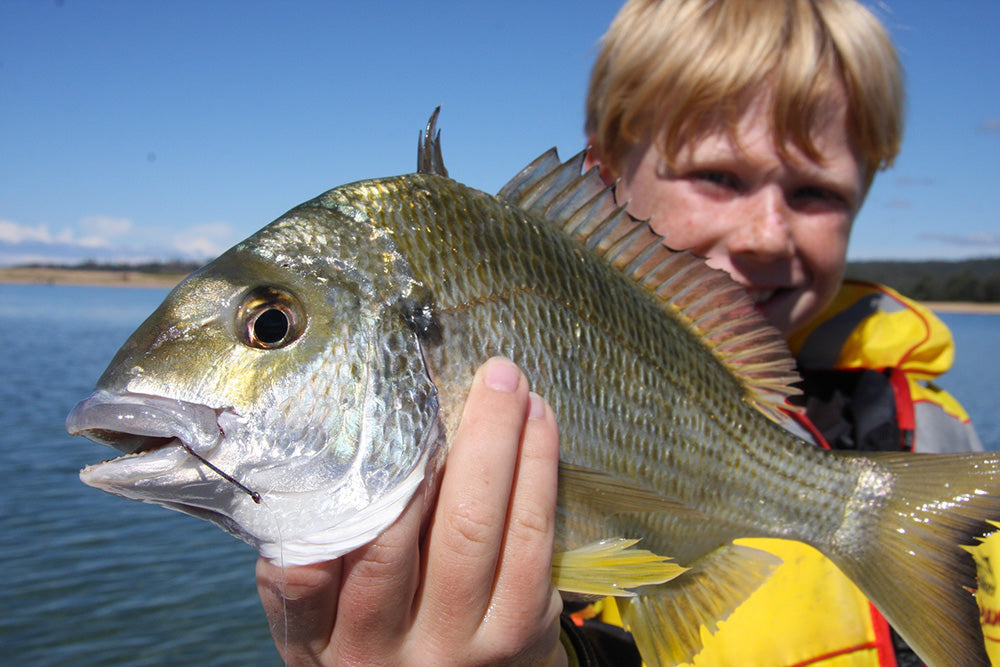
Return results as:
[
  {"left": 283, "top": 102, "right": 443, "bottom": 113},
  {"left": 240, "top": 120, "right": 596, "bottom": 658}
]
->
[
  {"left": 528, "top": 392, "right": 546, "bottom": 419},
  {"left": 483, "top": 357, "right": 521, "bottom": 393}
]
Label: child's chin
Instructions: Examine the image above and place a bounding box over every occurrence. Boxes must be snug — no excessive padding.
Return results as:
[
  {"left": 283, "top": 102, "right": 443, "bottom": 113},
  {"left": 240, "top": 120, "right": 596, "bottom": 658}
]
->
[{"left": 756, "top": 290, "right": 807, "bottom": 337}]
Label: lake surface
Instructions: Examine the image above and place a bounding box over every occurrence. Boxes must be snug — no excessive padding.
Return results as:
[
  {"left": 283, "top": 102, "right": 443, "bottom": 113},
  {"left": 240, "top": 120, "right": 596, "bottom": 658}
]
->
[
  {"left": 1, "top": 285, "right": 280, "bottom": 666},
  {"left": 1, "top": 283, "right": 997, "bottom": 665}
]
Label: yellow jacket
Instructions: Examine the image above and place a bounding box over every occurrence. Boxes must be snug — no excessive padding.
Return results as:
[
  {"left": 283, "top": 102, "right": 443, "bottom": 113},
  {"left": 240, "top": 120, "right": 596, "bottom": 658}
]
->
[{"left": 787, "top": 280, "right": 981, "bottom": 455}]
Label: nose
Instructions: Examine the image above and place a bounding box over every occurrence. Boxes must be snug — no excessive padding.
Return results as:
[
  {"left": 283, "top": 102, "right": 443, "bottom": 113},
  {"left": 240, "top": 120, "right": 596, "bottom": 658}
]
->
[{"left": 727, "top": 186, "right": 794, "bottom": 260}]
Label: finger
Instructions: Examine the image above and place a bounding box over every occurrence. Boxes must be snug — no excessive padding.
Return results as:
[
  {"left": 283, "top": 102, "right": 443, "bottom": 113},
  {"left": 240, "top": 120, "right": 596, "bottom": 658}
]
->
[
  {"left": 487, "top": 393, "right": 562, "bottom": 620},
  {"left": 480, "top": 392, "right": 565, "bottom": 660},
  {"left": 256, "top": 480, "right": 428, "bottom": 665},
  {"left": 256, "top": 556, "right": 344, "bottom": 666},
  {"left": 327, "top": 480, "right": 427, "bottom": 662},
  {"left": 418, "top": 357, "right": 531, "bottom": 637}
]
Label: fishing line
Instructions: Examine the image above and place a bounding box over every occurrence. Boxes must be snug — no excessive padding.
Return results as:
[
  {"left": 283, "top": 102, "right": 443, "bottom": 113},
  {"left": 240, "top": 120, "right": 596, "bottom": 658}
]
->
[
  {"left": 179, "top": 444, "right": 286, "bottom": 657},
  {"left": 260, "top": 495, "right": 290, "bottom": 665},
  {"left": 179, "top": 442, "right": 262, "bottom": 503},
  {"left": 178, "top": 443, "right": 285, "bottom": 658},
  {"left": 179, "top": 443, "right": 289, "bottom": 660}
]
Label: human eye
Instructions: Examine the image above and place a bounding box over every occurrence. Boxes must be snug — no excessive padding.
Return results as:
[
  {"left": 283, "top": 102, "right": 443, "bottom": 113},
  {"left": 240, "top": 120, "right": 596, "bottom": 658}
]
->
[
  {"left": 690, "top": 170, "right": 742, "bottom": 191},
  {"left": 790, "top": 185, "right": 852, "bottom": 212}
]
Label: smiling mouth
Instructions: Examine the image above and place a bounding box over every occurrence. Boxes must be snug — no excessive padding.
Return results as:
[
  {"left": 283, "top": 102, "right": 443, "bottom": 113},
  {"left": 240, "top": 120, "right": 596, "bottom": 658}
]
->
[{"left": 745, "top": 288, "right": 779, "bottom": 305}]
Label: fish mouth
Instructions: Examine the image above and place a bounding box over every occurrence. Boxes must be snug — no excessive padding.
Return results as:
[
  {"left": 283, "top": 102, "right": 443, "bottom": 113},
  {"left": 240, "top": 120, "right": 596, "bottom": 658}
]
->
[
  {"left": 79, "top": 429, "right": 178, "bottom": 457},
  {"left": 67, "top": 390, "right": 234, "bottom": 506},
  {"left": 67, "top": 390, "right": 223, "bottom": 458}
]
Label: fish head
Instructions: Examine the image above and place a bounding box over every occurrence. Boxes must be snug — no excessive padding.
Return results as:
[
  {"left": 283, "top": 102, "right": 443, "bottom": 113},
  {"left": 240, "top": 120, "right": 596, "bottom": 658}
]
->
[{"left": 67, "top": 202, "right": 443, "bottom": 565}]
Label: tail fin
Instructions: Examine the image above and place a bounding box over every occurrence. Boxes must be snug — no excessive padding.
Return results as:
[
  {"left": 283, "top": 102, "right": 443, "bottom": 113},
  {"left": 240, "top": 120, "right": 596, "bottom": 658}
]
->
[{"left": 828, "top": 451, "right": 1000, "bottom": 667}]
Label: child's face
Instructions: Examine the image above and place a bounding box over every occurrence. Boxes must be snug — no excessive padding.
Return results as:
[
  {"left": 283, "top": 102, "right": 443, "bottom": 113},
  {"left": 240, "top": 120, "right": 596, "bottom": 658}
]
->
[{"left": 606, "top": 88, "right": 863, "bottom": 337}]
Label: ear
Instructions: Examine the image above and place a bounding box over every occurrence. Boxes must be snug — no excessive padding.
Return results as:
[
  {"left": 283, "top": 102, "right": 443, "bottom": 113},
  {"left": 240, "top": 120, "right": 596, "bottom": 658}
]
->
[{"left": 584, "top": 138, "right": 616, "bottom": 186}]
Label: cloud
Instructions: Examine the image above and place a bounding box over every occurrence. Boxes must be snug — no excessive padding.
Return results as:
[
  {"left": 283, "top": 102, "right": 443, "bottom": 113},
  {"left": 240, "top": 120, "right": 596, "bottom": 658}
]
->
[
  {"left": 172, "top": 222, "right": 235, "bottom": 260},
  {"left": 0, "top": 219, "right": 59, "bottom": 244},
  {"left": 977, "top": 118, "right": 1000, "bottom": 134},
  {"left": 0, "top": 215, "right": 224, "bottom": 266},
  {"left": 77, "top": 215, "right": 133, "bottom": 247},
  {"left": 919, "top": 232, "right": 1000, "bottom": 247},
  {"left": 0, "top": 216, "right": 136, "bottom": 251},
  {"left": 0, "top": 215, "right": 239, "bottom": 265},
  {"left": 886, "top": 199, "right": 911, "bottom": 209}
]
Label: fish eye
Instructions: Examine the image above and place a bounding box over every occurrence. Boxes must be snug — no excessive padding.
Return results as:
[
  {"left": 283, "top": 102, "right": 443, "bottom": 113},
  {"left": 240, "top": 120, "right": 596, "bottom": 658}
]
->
[
  {"left": 253, "top": 308, "right": 289, "bottom": 344},
  {"left": 236, "top": 287, "right": 305, "bottom": 349}
]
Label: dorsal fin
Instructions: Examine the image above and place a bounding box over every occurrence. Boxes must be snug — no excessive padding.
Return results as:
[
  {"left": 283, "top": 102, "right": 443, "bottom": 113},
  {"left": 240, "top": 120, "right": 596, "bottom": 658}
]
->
[
  {"left": 417, "top": 107, "right": 448, "bottom": 177},
  {"left": 498, "top": 149, "right": 802, "bottom": 420}
]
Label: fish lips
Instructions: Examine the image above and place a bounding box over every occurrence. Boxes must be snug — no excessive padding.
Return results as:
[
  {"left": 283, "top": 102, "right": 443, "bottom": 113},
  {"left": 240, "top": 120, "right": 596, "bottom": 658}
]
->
[{"left": 67, "top": 390, "right": 227, "bottom": 501}]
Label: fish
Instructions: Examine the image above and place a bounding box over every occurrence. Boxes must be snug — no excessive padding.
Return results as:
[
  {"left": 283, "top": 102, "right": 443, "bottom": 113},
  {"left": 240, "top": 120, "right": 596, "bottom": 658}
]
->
[{"left": 67, "top": 110, "right": 1000, "bottom": 666}]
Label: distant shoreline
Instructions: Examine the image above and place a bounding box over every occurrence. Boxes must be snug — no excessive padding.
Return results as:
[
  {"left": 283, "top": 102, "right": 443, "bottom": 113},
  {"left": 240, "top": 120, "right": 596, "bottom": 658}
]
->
[
  {"left": 2, "top": 266, "right": 1000, "bottom": 315},
  {"left": 921, "top": 301, "right": 1000, "bottom": 314},
  {"left": 0, "top": 266, "right": 187, "bottom": 288}
]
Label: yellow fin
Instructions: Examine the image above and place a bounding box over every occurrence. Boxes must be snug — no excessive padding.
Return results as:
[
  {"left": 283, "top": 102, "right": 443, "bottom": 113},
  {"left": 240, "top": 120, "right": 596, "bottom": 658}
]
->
[
  {"left": 552, "top": 537, "right": 687, "bottom": 597},
  {"left": 616, "top": 544, "right": 782, "bottom": 667}
]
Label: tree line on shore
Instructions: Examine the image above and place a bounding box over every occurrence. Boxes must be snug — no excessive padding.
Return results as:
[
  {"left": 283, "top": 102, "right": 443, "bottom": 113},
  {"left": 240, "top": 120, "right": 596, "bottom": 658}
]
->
[
  {"left": 846, "top": 257, "right": 1000, "bottom": 303},
  {"left": 22, "top": 260, "right": 203, "bottom": 276}
]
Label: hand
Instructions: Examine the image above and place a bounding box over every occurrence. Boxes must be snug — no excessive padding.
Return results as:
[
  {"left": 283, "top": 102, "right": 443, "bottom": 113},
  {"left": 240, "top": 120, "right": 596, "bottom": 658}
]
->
[{"left": 256, "top": 357, "right": 565, "bottom": 666}]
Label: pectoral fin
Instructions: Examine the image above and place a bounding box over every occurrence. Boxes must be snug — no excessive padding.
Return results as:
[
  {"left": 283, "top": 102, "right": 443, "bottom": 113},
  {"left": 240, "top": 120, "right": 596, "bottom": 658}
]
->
[{"left": 552, "top": 537, "right": 687, "bottom": 597}]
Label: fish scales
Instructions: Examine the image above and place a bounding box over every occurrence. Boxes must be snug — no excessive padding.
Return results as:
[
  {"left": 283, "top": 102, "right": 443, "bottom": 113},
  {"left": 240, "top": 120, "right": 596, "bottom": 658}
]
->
[
  {"left": 67, "top": 114, "right": 1000, "bottom": 666},
  {"left": 310, "top": 174, "right": 860, "bottom": 558}
]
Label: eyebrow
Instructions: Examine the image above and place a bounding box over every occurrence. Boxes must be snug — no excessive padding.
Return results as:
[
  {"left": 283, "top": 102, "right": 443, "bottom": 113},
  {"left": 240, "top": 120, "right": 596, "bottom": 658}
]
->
[
  {"left": 794, "top": 160, "right": 862, "bottom": 203},
  {"left": 677, "top": 134, "right": 862, "bottom": 194}
]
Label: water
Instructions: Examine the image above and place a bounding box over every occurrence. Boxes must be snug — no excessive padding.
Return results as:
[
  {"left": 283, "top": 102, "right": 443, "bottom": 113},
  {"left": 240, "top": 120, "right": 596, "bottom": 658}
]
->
[
  {"left": 934, "top": 312, "right": 1000, "bottom": 451},
  {"left": 0, "top": 284, "right": 281, "bottom": 666},
  {"left": 1, "top": 284, "right": 997, "bottom": 665}
]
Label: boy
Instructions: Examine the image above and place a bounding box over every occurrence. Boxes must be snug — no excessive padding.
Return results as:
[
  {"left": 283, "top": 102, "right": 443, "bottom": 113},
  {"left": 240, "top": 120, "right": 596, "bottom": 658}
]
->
[
  {"left": 575, "top": 0, "right": 981, "bottom": 664},
  {"left": 257, "top": 1, "right": 981, "bottom": 664}
]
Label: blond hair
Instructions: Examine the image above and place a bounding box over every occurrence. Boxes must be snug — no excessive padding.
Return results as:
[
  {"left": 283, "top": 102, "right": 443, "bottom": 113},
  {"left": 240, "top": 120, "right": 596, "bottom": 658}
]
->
[{"left": 585, "top": 0, "right": 904, "bottom": 189}]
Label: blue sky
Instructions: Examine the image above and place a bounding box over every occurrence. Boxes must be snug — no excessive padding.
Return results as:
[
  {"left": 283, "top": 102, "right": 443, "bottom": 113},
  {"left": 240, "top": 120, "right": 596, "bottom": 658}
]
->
[{"left": 1, "top": 1, "right": 997, "bottom": 266}]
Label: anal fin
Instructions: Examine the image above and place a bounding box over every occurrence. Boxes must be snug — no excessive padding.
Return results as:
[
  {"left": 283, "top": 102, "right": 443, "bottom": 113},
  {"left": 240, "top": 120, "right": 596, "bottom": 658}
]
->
[{"left": 616, "top": 543, "right": 782, "bottom": 667}]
